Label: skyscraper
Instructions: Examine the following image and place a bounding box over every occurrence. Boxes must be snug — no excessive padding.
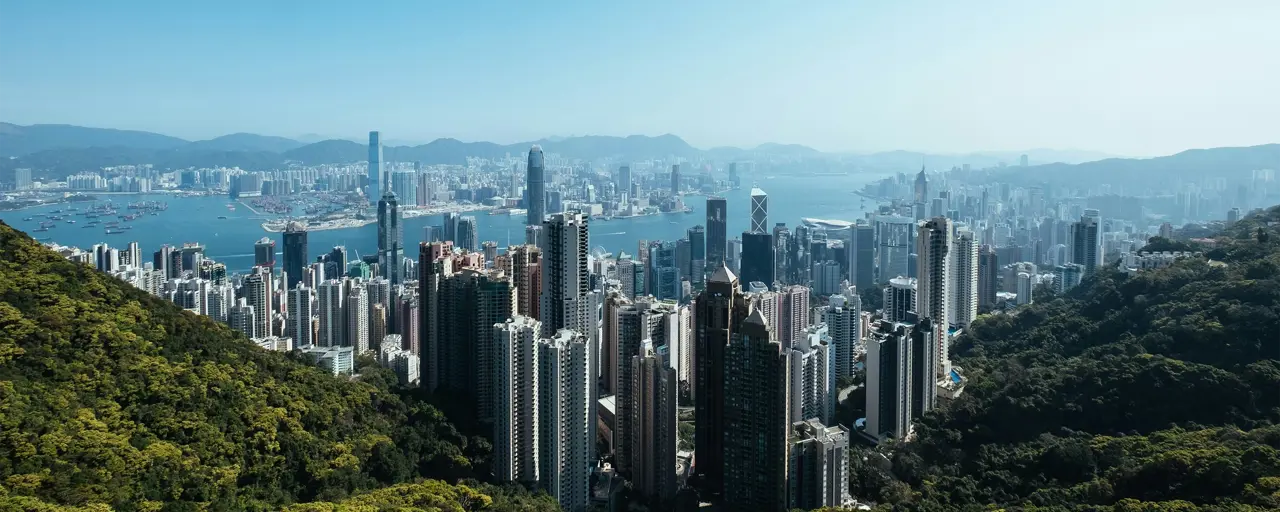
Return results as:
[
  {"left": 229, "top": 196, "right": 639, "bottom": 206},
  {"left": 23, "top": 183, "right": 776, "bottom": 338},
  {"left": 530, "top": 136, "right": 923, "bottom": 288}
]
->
[
  {"left": 368, "top": 131, "right": 383, "bottom": 201},
  {"left": 914, "top": 166, "right": 929, "bottom": 204},
  {"left": 539, "top": 212, "right": 591, "bottom": 337},
  {"left": 254, "top": 237, "right": 276, "bottom": 270},
  {"left": 526, "top": 145, "right": 545, "bottom": 226},
  {"left": 705, "top": 197, "right": 728, "bottom": 269},
  {"left": 508, "top": 244, "right": 542, "bottom": 319},
  {"left": 750, "top": 187, "right": 769, "bottom": 233},
  {"left": 852, "top": 223, "right": 875, "bottom": 291},
  {"left": 740, "top": 231, "right": 775, "bottom": 287},
  {"left": 611, "top": 298, "right": 677, "bottom": 474},
  {"left": 788, "top": 419, "right": 852, "bottom": 510},
  {"left": 950, "top": 228, "right": 978, "bottom": 328},
  {"left": 282, "top": 221, "right": 308, "bottom": 291},
  {"left": 789, "top": 326, "right": 832, "bottom": 425},
  {"left": 876, "top": 215, "right": 914, "bottom": 282},
  {"left": 537, "top": 329, "right": 592, "bottom": 512},
  {"left": 377, "top": 192, "right": 404, "bottom": 285},
  {"left": 493, "top": 316, "right": 542, "bottom": 483},
  {"left": 287, "top": 285, "right": 313, "bottom": 347},
  {"left": 646, "top": 240, "right": 680, "bottom": 301},
  {"left": 457, "top": 216, "right": 479, "bottom": 252},
  {"left": 693, "top": 265, "right": 747, "bottom": 496},
  {"left": 1072, "top": 211, "right": 1101, "bottom": 273},
  {"left": 723, "top": 309, "right": 790, "bottom": 511},
  {"left": 885, "top": 277, "right": 917, "bottom": 324},
  {"left": 865, "top": 320, "right": 913, "bottom": 441},
  {"left": 244, "top": 266, "right": 273, "bottom": 339},
  {"left": 346, "top": 284, "right": 369, "bottom": 353},
  {"left": 687, "top": 225, "right": 706, "bottom": 284},
  {"left": 977, "top": 245, "right": 999, "bottom": 309},
  {"left": 820, "top": 283, "right": 860, "bottom": 383},
  {"left": 777, "top": 284, "right": 810, "bottom": 348},
  {"left": 670, "top": 164, "right": 681, "bottom": 195},
  {"left": 631, "top": 341, "right": 679, "bottom": 503},
  {"left": 917, "top": 217, "right": 952, "bottom": 379},
  {"left": 317, "top": 279, "right": 346, "bottom": 347}
]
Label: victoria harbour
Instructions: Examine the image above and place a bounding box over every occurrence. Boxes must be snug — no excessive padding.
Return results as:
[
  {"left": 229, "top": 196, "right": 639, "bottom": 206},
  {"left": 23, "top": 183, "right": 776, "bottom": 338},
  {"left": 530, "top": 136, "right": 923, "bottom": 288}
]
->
[{"left": 0, "top": 173, "right": 884, "bottom": 272}]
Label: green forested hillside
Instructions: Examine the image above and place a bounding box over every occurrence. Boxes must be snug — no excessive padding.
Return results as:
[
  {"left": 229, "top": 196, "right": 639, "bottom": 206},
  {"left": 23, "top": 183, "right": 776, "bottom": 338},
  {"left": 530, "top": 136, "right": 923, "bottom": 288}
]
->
[
  {"left": 0, "top": 220, "right": 500, "bottom": 510},
  {"left": 849, "top": 206, "right": 1280, "bottom": 511}
]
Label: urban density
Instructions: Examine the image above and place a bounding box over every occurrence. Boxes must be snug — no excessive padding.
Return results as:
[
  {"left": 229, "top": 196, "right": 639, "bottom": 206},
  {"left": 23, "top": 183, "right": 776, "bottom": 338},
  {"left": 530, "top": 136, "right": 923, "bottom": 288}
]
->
[{"left": 1, "top": 3, "right": 1278, "bottom": 511}]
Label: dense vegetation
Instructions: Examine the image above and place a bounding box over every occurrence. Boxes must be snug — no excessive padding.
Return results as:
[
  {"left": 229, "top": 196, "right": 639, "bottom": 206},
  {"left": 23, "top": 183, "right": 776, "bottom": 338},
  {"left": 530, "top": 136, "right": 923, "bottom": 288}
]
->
[
  {"left": 0, "top": 221, "right": 512, "bottom": 510},
  {"left": 849, "top": 206, "right": 1280, "bottom": 511}
]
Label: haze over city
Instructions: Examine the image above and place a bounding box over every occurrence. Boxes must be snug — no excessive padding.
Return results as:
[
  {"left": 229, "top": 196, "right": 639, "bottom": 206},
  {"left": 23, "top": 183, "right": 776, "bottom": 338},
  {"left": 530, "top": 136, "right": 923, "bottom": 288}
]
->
[{"left": 4, "top": 1, "right": 1279, "bottom": 156}]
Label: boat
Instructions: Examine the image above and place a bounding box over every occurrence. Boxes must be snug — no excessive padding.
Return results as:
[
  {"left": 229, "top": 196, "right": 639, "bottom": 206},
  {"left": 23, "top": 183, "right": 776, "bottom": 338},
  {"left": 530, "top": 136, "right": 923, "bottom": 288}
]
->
[
  {"left": 105, "top": 229, "right": 125, "bottom": 235},
  {"left": 217, "top": 215, "right": 228, "bottom": 219},
  {"left": 65, "top": 220, "right": 76, "bottom": 224},
  {"left": 33, "top": 227, "right": 48, "bottom": 232},
  {"left": 22, "top": 217, "right": 32, "bottom": 221}
]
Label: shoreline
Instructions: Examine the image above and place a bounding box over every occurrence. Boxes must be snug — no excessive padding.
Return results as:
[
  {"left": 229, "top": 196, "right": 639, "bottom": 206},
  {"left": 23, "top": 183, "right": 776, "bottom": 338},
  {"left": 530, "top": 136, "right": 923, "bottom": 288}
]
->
[{"left": 259, "top": 204, "right": 496, "bottom": 233}]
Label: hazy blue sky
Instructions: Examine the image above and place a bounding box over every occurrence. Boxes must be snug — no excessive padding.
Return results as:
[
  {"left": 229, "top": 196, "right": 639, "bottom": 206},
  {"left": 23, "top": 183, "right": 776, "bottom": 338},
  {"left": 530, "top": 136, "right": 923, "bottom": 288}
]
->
[{"left": 3, "top": 1, "right": 1277, "bottom": 155}]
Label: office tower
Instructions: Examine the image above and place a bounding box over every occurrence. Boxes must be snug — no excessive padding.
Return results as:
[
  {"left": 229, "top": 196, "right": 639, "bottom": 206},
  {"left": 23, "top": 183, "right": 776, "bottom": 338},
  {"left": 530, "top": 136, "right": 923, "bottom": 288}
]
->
[
  {"left": 790, "top": 326, "right": 832, "bottom": 425},
  {"left": 317, "top": 279, "right": 346, "bottom": 347},
  {"left": 631, "top": 341, "right": 679, "bottom": 503},
  {"left": 368, "top": 131, "right": 383, "bottom": 201},
  {"left": 391, "top": 170, "right": 417, "bottom": 206},
  {"left": 750, "top": 187, "right": 768, "bottom": 233},
  {"left": 244, "top": 266, "right": 273, "bottom": 339},
  {"left": 865, "top": 320, "right": 912, "bottom": 441},
  {"left": 1016, "top": 272, "right": 1034, "bottom": 305},
  {"left": 282, "top": 221, "right": 308, "bottom": 290},
  {"left": 977, "top": 245, "right": 998, "bottom": 309},
  {"left": 229, "top": 298, "right": 256, "bottom": 338},
  {"left": 153, "top": 245, "right": 175, "bottom": 280},
  {"left": 687, "top": 225, "right": 706, "bottom": 283},
  {"left": 773, "top": 223, "right": 791, "bottom": 285},
  {"left": 876, "top": 215, "right": 914, "bottom": 282},
  {"left": 740, "top": 231, "right": 775, "bottom": 287},
  {"left": 705, "top": 197, "right": 728, "bottom": 269},
  {"left": 777, "top": 285, "right": 809, "bottom": 347},
  {"left": 423, "top": 225, "right": 442, "bottom": 243},
  {"left": 179, "top": 243, "right": 205, "bottom": 276},
  {"left": 442, "top": 212, "right": 460, "bottom": 244},
  {"left": 647, "top": 241, "right": 680, "bottom": 301},
  {"left": 346, "top": 285, "right": 369, "bottom": 353},
  {"left": 322, "top": 246, "right": 348, "bottom": 282},
  {"left": 537, "top": 329, "right": 592, "bottom": 512},
  {"left": 820, "top": 283, "right": 860, "bottom": 383},
  {"left": 617, "top": 256, "right": 640, "bottom": 299},
  {"left": 950, "top": 228, "right": 979, "bottom": 328},
  {"left": 722, "top": 309, "right": 790, "bottom": 511},
  {"left": 668, "top": 163, "right": 681, "bottom": 196},
  {"left": 1071, "top": 212, "right": 1101, "bottom": 273},
  {"left": 917, "top": 217, "right": 952, "bottom": 379},
  {"left": 287, "top": 285, "right": 314, "bottom": 347},
  {"left": 852, "top": 223, "right": 875, "bottom": 291},
  {"left": 788, "top": 419, "right": 852, "bottom": 510},
  {"left": 493, "top": 316, "right": 542, "bottom": 483},
  {"left": 254, "top": 237, "right": 276, "bottom": 270},
  {"left": 884, "top": 277, "right": 917, "bottom": 323},
  {"left": 93, "top": 244, "right": 119, "bottom": 273},
  {"left": 526, "top": 145, "right": 546, "bottom": 226},
  {"left": 812, "top": 260, "right": 842, "bottom": 296},
  {"left": 693, "top": 265, "right": 746, "bottom": 494},
  {"left": 616, "top": 165, "right": 633, "bottom": 200},
  {"left": 601, "top": 292, "right": 630, "bottom": 396},
  {"left": 457, "top": 216, "right": 479, "bottom": 252},
  {"left": 914, "top": 166, "right": 928, "bottom": 204},
  {"left": 377, "top": 192, "right": 405, "bottom": 284}
]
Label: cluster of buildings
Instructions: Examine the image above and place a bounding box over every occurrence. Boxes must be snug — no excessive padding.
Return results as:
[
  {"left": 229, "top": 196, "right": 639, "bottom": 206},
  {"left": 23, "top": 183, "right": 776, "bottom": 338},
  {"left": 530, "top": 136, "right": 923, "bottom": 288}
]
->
[{"left": 46, "top": 134, "right": 1258, "bottom": 512}]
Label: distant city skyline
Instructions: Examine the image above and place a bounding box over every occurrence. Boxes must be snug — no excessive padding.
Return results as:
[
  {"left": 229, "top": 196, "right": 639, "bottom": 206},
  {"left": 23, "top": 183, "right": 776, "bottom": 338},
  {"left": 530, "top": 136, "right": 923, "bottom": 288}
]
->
[{"left": 3, "top": 1, "right": 1278, "bottom": 156}]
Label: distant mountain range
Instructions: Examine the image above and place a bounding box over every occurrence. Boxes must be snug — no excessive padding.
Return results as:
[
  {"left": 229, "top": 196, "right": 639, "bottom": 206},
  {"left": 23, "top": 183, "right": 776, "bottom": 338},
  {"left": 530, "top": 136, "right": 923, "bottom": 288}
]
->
[{"left": 2, "top": 122, "right": 1272, "bottom": 187}]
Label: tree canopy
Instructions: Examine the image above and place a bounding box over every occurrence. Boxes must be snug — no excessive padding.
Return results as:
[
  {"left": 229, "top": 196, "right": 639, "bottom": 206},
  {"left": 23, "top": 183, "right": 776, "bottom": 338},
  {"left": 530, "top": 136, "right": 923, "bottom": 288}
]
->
[
  {"left": 849, "top": 205, "right": 1280, "bottom": 511},
  {"left": 0, "top": 221, "right": 530, "bottom": 510}
]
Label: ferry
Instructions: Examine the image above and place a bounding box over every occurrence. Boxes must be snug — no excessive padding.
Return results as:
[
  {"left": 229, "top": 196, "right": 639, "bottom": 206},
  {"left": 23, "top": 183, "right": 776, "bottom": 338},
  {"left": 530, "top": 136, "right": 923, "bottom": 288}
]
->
[
  {"left": 65, "top": 220, "right": 76, "bottom": 224},
  {"left": 217, "top": 215, "right": 228, "bottom": 219},
  {"left": 22, "top": 217, "right": 32, "bottom": 221},
  {"left": 33, "top": 227, "right": 49, "bottom": 233},
  {"left": 105, "top": 228, "right": 126, "bottom": 235}
]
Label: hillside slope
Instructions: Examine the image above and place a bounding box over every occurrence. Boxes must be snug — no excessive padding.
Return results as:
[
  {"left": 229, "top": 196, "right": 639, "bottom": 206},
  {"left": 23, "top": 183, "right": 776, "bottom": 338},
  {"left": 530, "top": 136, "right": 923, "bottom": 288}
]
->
[
  {"left": 0, "top": 221, "right": 492, "bottom": 509},
  {"left": 850, "top": 206, "right": 1280, "bottom": 510}
]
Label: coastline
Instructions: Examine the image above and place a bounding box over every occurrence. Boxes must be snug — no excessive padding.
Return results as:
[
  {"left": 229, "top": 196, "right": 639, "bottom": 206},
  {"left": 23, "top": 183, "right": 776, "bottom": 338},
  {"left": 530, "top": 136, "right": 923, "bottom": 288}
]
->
[{"left": 259, "top": 203, "right": 497, "bottom": 233}]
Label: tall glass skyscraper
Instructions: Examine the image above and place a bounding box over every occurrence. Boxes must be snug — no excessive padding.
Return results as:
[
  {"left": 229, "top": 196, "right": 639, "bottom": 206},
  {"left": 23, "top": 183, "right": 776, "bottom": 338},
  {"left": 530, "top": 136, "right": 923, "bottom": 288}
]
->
[
  {"left": 377, "top": 192, "right": 404, "bottom": 284},
  {"left": 526, "top": 145, "right": 545, "bottom": 226},
  {"left": 368, "top": 131, "right": 383, "bottom": 202},
  {"left": 706, "top": 197, "right": 728, "bottom": 270},
  {"left": 282, "top": 221, "right": 308, "bottom": 290}
]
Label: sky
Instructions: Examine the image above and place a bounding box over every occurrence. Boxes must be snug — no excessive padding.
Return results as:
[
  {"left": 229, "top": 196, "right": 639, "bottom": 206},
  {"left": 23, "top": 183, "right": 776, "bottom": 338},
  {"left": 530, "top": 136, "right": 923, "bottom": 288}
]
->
[{"left": 2, "top": 1, "right": 1278, "bottom": 156}]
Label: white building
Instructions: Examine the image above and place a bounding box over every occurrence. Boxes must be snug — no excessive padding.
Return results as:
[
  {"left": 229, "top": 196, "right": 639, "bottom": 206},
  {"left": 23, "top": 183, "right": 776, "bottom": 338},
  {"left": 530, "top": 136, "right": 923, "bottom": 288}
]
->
[
  {"left": 950, "top": 228, "right": 978, "bottom": 328},
  {"left": 819, "top": 283, "right": 860, "bottom": 384},
  {"left": 378, "top": 334, "right": 419, "bottom": 386},
  {"left": 916, "top": 217, "right": 952, "bottom": 379},
  {"left": 317, "top": 279, "right": 345, "bottom": 348},
  {"left": 493, "top": 316, "right": 543, "bottom": 483},
  {"left": 253, "top": 335, "right": 293, "bottom": 352},
  {"left": 288, "top": 285, "right": 314, "bottom": 347},
  {"left": 788, "top": 419, "right": 852, "bottom": 510},
  {"left": 538, "top": 329, "right": 592, "bottom": 512},
  {"left": 346, "top": 284, "right": 369, "bottom": 353},
  {"left": 790, "top": 325, "right": 833, "bottom": 425},
  {"left": 299, "top": 344, "right": 354, "bottom": 375}
]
